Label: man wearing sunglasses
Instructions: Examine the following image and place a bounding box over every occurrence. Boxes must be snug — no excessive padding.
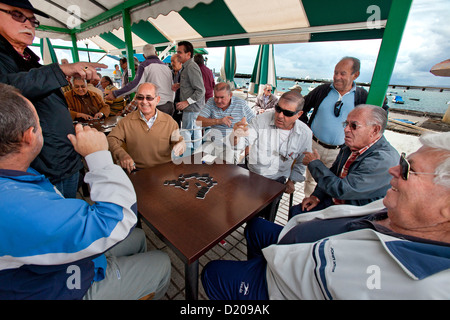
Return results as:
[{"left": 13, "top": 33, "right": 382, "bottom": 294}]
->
[
  {"left": 107, "top": 83, "right": 185, "bottom": 173},
  {"left": 289, "top": 104, "right": 399, "bottom": 218},
  {"left": 254, "top": 84, "right": 278, "bottom": 114},
  {"left": 202, "top": 132, "right": 450, "bottom": 300},
  {"left": 230, "top": 90, "right": 312, "bottom": 222},
  {"left": 0, "top": 0, "right": 107, "bottom": 198}
]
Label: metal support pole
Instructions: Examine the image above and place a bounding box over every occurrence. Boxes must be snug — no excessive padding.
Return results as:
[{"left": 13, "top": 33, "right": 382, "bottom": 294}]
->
[
  {"left": 70, "top": 33, "right": 79, "bottom": 62},
  {"left": 122, "top": 8, "right": 135, "bottom": 82},
  {"left": 366, "top": 0, "right": 413, "bottom": 107},
  {"left": 185, "top": 260, "right": 199, "bottom": 300}
]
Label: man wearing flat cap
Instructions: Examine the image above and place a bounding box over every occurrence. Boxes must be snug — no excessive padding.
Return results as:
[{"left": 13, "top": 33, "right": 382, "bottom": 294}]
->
[{"left": 0, "top": 0, "right": 107, "bottom": 198}]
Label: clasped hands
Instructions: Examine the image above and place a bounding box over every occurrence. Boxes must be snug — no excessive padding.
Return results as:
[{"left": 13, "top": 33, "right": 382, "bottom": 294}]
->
[{"left": 119, "top": 140, "right": 186, "bottom": 174}]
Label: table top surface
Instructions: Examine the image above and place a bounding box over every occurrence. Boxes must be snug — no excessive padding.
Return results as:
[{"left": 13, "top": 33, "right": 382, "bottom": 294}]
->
[
  {"left": 74, "top": 116, "right": 121, "bottom": 134},
  {"left": 129, "top": 158, "right": 286, "bottom": 264}
]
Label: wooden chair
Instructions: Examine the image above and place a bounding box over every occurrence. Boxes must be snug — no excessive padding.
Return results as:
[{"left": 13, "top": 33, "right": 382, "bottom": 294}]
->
[{"left": 139, "top": 292, "right": 155, "bottom": 300}]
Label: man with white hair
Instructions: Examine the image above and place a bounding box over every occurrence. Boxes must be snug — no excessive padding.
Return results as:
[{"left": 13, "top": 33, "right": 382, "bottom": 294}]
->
[
  {"left": 106, "top": 44, "right": 174, "bottom": 116},
  {"left": 289, "top": 104, "right": 399, "bottom": 218},
  {"left": 254, "top": 84, "right": 278, "bottom": 114},
  {"left": 202, "top": 131, "right": 450, "bottom": 300}
]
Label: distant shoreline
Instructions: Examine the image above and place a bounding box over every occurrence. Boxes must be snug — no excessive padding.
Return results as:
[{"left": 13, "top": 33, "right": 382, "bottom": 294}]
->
[{"left": 228, "top": 73, "right": 450, "bottom": 92}]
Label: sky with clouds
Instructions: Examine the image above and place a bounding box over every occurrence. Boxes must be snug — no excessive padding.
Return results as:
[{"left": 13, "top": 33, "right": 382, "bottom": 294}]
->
[
  {"left": 204, "top": 0, "right": 450, "bottom": 88},
  {"left": 34, "top": 0, "right": 449, "bottom": 88}
]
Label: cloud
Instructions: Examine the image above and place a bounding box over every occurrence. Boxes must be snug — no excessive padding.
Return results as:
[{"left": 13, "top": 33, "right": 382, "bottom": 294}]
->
[
  {"left": 207, "top": 0, "right": 450, "bottom": 88},
  {"left": 389, "top": 0, "right": 450, "bottom": 86}
]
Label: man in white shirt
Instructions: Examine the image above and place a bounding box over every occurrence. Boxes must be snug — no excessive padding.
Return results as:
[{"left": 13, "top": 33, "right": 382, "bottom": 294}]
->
[{"left": 231, "top": 90, "right": 312, "bottom": 221}]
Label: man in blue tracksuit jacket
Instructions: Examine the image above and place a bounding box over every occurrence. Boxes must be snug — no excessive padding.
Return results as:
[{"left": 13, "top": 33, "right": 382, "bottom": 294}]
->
[{"left": 0, "top": 84, "right": 170, "bottom": 299}]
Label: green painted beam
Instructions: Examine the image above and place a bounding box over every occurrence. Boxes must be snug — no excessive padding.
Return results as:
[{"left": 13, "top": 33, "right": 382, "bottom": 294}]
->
[
  {"left": 122, "top": 8, "right": 136, "bottom": 85},
  {"left": 31, "top": 43, "right": 105, "bottom": 53},
  {"left": 36, "top": 25, "right": 72, "bottom": 34},
  {"left": 71, "top": 34, "right": 79, "bottom": 62},
  {"left": 77, "top": 0, "right": 153, "bottom": 34},
  {"left": 37, "top": 0, "right": 157, "bottom": 35},
  {"left": 366, "top": 0, "right": 413, "bottom": 107}
]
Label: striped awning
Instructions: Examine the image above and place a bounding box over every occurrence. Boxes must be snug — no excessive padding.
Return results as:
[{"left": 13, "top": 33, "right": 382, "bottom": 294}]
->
[
  {"left": 33, "top": 0, "right": 391, "bottom": 54},
  {"left": 220, "top": 47, "right": 237, "bottom": 89},
  {"left": 249, "top": 44, "right": 277, "bottom": 95}
]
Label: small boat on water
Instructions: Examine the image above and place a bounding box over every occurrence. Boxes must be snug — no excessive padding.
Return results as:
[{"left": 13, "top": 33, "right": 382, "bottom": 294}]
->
[
  {"left": 308, "top": 85, "right": 316, "bottom": 91},
  {"left": 409, "top": 98, "right": 420, "bottom": 101},
  {"left": 392, "top": 95, "right": 405, "bottom": 104}
]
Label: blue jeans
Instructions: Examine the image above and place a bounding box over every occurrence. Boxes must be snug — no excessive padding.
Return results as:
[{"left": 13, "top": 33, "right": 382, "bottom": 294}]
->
[
  {"left": 201, "top": 218, "right": 282, "bottom": 300},
  {"left": 181, "top": 111, "right": 202, "bottom": 152},
  {"left": 52, "top": 171, "right": 79, "bottom": 199}
]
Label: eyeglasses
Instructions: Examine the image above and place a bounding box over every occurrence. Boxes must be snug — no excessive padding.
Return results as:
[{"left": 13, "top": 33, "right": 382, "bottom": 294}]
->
[
  {"left": 342, "top": 120, "right": 362, "bottom": 130},
  {"left": 0, "top": 9, "right": 40, "bottom": 27},
  {"left": 334, "top": 100, "right": 343, "bottom": 117},
  {"left": 275, "top": 104, "right": 299, "bottom": 117},
  {"left": 135, "top": 95, "right": 156, "bottom": 102},
  {"left": 399, "top": 152, "right": 437, "bottom": 180}
]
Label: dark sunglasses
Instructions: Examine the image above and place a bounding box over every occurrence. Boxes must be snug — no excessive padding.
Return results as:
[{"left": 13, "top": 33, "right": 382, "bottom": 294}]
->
[
  {"left": 275, "top": 104, "right": 300, "bottom": 117},
  {"left": 135, "top": 95, "right": 156, "bottom": 102},
  {"left": 334, "top": 100, "right": 343, "bottom": 117},
  {"left": 0, "top": 9, "right": 40, "bottom": 27},
  {"left": 342, "top": 120, "right": 362, "bottom": 130},
  {"left": 399, "top": 152, "right": 436, "bottom": 180}
]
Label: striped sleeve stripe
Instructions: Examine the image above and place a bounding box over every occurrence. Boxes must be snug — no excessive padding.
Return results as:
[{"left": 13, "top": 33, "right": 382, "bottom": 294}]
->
[{"left": 313, "top": 239, "right": 333, "bottom": 300}]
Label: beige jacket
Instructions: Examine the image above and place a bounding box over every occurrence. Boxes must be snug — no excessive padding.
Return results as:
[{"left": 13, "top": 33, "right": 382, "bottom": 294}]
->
[{"left": 107, "top": 110, "right": 183, "bottom": 168}]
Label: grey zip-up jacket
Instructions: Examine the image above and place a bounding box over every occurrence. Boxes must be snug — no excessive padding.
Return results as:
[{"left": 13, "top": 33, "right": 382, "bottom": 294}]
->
[{"left": 179, "top": 58, "right": 205, "bottom": 112}]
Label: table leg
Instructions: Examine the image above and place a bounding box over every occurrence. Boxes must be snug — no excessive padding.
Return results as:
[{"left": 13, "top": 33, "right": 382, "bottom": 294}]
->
[{"left": 185, "top": 260, "right": 199, "bottom": 300}]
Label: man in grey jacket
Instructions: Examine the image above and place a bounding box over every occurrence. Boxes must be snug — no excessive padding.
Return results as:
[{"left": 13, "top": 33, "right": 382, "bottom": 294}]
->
[
  {"left": 106, "top": 44, "right": 174, "bottom": 116},
  {"left": 174, "top": 41, "right": 205, "bottom": 152},
  {"left": 289, "top": 104, "right": 399, "bottom": 218}
]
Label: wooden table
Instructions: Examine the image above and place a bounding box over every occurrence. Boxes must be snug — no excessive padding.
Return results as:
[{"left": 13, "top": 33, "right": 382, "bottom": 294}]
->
[
  {"left": 74, "top": 115, "right": 121, "bottom": 134},
  {"left": 128, "top": 155, "right": 286, "bottom": 300}
]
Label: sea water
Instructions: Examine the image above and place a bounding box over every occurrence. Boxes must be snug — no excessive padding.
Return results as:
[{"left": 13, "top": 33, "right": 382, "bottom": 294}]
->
[{"left": 234, "top": 78, "right": 450, "bottom": 115}]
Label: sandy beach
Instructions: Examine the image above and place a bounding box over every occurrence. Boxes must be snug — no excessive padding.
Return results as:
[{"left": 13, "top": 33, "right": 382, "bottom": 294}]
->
[{"left": 384, "top": 130, "right": 421, "bottom": 155}]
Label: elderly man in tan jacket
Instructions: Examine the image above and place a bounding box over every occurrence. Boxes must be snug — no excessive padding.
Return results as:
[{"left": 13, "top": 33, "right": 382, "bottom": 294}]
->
[
  {"left": 107, "top": 83, "right": 185, "bottom": 173},
  {"left": 65, "top": 77, "right": 110, "bottom": 120}
]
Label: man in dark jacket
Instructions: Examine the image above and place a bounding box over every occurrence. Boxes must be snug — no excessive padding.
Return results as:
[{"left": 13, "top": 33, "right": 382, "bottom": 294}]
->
[
  {"left": 289, "top": 104, "right": 399, "bottom": 218},
  {"left": 0, "top": 0, "right": 106, "bottom": 198}
]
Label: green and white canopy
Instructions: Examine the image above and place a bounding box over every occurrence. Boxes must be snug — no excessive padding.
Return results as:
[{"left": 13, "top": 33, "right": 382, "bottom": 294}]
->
[
  {"left": 249, "top": 44, "right": 277, "bottom": 95},
  {"left": 34, "top": 0, "right": 390, "bottom": 54},
  {"left": 30, "top": 0, "right": 413, "bottom": 107}
]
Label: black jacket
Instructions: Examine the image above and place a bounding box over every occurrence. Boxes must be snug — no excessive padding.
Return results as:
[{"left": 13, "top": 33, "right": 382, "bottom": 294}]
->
[{"left": 0, "top": 35, "right": 82, "bottom": 183}]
